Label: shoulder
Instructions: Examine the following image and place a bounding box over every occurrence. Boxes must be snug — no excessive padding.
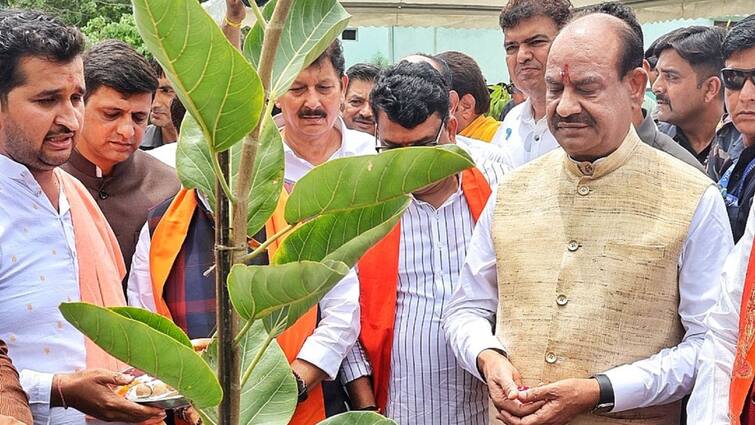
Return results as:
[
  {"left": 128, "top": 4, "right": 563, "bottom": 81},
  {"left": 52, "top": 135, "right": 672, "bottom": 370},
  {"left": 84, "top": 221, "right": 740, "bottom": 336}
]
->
[
  {"left": 341, "top": 127, "right": 375, "bottom": 156},
  {"left": 650, "top": 131, "right": 705, "bottom": 172},
  {"left": 635, "top": 141, "right": 712, "bottom": 188},
  {"left": 501, "top": 102, "right": 526, "bottom": 127}
]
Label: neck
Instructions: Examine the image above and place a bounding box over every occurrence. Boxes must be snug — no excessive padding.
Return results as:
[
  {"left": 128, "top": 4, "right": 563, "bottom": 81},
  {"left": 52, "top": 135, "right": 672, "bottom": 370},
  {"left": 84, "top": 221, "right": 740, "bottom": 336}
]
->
[
  {"left": 160, "top": 125, "right": 178, "bottom": 144},
  {"left": 30, "top": 168, "right": 60, "bottom": 211},
  {"left": 631, "top": 108, "right": 644, "bottom": 128},
  {"left": 679, "top": 106, "right": 723, "bottom": 154},
  {"left": 284, "top": 126, "right": 342, "bottom": 166},
  {"left": 744, "top": 134, "right": 755, "bottom": 149},
  {"left": 529, "top": 94, "right": 546, "bottom": 121},
  {"left": 414, "top": 175, "right": 459, "bottom": 209}
]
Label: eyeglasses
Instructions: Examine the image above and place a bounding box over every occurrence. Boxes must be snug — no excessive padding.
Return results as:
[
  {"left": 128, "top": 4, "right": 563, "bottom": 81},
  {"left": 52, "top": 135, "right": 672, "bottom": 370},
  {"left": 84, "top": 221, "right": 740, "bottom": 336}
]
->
[
  {"left": 720, "top": 68, "right": 755, "bottom": 91},
  {"left": 375, "top": 120, "right": 446, "bottom": 153}
]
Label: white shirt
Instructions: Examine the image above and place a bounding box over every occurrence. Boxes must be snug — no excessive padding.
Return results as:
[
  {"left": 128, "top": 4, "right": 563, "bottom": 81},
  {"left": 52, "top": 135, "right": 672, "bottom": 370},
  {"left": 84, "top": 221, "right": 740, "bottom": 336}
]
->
[
  {"left": 491, "top": 98, "right": 559, "bottom": 169},
  {"left": 340, "top": 152, "right": 508, "bottom": 425},
  {"left": 443, "top": 184, "right": 733, "bottom": 413},
  {"left": 0, "top": 155, "right": 89, "bottom": 425},
  {"left": 145, "top": 142, "right": 177, "bottom": 168},
  {"left": 687, "top": 205, "right": 755, "bottom": 423},
  {"left": 128, "top": 117, "right": 371, "bottom": 380}
]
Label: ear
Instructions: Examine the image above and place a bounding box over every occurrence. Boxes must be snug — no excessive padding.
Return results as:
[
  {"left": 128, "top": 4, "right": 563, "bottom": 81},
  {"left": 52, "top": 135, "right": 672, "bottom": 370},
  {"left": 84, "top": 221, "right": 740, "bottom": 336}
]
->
[
  {"left": 341, "top": 75, "right": 349, "bottom": 95},
  {"left": 446, "top": 115, "right": 458, "bottom": 143},
  {"left": 625, "top": 67, "right": 647, "bottom": 109},
  {"left": 449, "top": 89, "right": 460, "bottom": 114},
  {"left": 642, "top": 59, "right": 651, "bottom": 74},
  {"left": 704, "top": 75, "right": 722, "bottom": 103},
  {"left": 459, "top": 94, "right": 476, "bottom": 118}
]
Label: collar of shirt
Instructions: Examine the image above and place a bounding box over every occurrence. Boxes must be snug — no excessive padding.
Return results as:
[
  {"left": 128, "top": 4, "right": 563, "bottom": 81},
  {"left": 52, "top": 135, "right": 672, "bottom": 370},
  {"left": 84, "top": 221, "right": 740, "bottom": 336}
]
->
[
  {"left": 66, "top": 148, "right": 135, "bottom": 179},
  {"left": 565, "top": 126, "right": 640, "bottom": 179},
  {"left": 0, "top": 154, "right": 70, "bottom": 215},
  {"left": 281, "top": 117, "right": 374, "bottom": 183}
]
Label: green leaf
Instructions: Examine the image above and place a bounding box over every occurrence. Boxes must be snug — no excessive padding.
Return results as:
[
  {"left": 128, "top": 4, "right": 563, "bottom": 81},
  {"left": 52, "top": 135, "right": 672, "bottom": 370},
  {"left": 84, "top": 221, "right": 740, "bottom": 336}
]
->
[
  {"left": 317, "top": 412, "right": 397, "bottom": 425},
  {"left": 285, "top": 145, "right": 474, "bottom": 223},
  {"left": 109, "top": 307, "right": 192, "bottom": 348},
  {"left": 133, "top": 0, "right": 264, "bottom": 152},
  {"left": 275, "top": 197, "right": 410, "bottom": 267},
  {"left": 228, "top": 260, "right": 349, "bottom": 326},
  {"left": 200, "top": 322, "right": 297, "bottom": 425},
  {"left": 176, "top": 114, "right": 284, "bottom": 237},
  {"left": 243, "top": 0, "right": 351, "bottom": 99},
  {"left": 59, "top": 303, "right": 222, "bottom": 408},
  {"left": 243, "top": 0, "right": 276, "bottom": 69}
]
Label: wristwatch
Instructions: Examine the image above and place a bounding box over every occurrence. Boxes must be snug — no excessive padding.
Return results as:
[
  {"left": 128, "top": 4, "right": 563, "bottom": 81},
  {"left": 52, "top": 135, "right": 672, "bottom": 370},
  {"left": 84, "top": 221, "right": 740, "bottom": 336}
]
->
[
  {"left": 591, "top": 374, "right": 615, "bottom": 414},
  {"left": 293, "top": 371, "right": 308, "bottom": 403}
]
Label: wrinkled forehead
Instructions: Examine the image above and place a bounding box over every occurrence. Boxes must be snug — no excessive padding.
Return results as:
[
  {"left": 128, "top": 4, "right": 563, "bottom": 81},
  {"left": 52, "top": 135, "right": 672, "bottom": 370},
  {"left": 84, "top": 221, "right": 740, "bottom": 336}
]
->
[{"left": 546, "top": 35, "right": 617, "bottom": 81}]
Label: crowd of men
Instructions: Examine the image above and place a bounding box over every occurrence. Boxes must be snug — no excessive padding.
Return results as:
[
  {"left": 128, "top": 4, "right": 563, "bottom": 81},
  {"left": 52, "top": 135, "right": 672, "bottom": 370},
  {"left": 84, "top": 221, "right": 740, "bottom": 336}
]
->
[{"left": 0, "top": 0, "right": 754, "bottom": 424}]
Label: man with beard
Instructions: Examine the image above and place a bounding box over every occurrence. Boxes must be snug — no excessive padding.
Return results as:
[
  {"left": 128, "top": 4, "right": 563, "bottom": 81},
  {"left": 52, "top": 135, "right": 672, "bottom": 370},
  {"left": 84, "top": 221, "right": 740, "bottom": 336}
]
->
[
  {"left": 653, "top": 26, "right": 727, "bottom": 167},
  {"left": 0, "top": 10, "right": 166, "bottom": 425},
  {"left": 128, "top": 39, "right": 366, "bottom": 424},
  {"left": 342, "top": 63, "right": 380, "bottom": 136},
  {"left": 444, "top": 12, "right": 732, "bottom": 424},
  {"left": 139, "top": 59, "right": 178, "bottom": 150},
  {"left": 491, "top": 0, "right": 571, "bottom": 169},
  {"left": 61, "top": 40, "right": 180, "bottom": 283}
]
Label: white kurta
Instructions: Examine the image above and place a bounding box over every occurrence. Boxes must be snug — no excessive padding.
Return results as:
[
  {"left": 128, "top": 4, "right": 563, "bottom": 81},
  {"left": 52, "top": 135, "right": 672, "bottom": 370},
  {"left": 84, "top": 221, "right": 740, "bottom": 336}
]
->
[
  {"left": 443, "top": 183, "right": 733, "bottom": 413},
  {"left": 491, "top": 98, "right": 559, "bottom": 169},
  {"left": 687, "top": 205, "right": 755, "bottom": 423}
]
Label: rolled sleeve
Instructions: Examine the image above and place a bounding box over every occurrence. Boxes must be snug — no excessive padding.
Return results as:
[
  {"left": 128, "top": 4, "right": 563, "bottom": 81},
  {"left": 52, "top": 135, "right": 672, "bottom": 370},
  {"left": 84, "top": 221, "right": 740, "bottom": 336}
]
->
[
  {"left": 339, "top": 341, "right": 372, "bottom": 385},
  {"left": 126, "top": 223, "right": 157, "bottom": 311},
  {"left": 443, "top": 188, "right": 505, "bottom": 382},
  {"left": 19, "top": 369, "right": 53, "bottom": 424},
  {"left": 297, "top": 268, "right": 360, "bottom": 380}
]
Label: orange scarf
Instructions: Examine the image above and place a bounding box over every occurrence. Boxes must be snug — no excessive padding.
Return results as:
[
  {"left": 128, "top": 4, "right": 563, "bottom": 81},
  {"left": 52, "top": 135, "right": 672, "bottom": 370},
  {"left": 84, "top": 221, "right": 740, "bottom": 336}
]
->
[
  {"left": 459, "top": 114, "right": 502, "bottom": 143},
  {"left": 730, "top": 237, "right": 755, "bottom": 424},
  {"left": 56, "top": 169, "right": 127, "bottom": 372}
]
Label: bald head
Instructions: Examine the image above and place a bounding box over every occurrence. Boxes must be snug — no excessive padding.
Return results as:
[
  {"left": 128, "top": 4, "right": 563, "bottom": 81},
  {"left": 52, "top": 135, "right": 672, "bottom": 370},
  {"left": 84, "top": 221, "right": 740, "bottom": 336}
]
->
[{"left": 544, "top": 13, "right": 647, "bottom": 161}]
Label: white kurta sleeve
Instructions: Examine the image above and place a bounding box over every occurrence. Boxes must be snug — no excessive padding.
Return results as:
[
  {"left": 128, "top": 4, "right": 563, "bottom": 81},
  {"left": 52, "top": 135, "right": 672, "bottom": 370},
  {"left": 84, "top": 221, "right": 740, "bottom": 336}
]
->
[
  {"left": 443, "top": 188, "right": 506, "bottom": 382},
  {"left": 687, "top": 203, "right": 755, "bottom": 423},
  {"left": 297, "top": 268, "right": 360, "bottom": 380},
  {"left": 126, "top": 223, "right": 157, "bottom": 312},
  {"left": 602, "top": 185, "right": 734, "bottom": 412}
]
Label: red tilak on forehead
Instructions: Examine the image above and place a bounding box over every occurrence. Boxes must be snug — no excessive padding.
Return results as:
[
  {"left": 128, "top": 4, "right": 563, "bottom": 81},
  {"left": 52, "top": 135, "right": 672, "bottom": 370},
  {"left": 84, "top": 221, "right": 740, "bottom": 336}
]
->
[{"left": 560, "top": 64, "right": 571, "bottom": 84}]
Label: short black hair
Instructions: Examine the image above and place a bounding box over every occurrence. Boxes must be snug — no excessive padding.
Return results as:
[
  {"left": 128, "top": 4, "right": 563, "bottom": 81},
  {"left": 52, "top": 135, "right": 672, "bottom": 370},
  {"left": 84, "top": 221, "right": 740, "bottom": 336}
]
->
[
  {"left": 499, "top": 0, "right": 572, "bottom": 31},
  {"left": 310, "top": 39, "right": 345, "bottom": 78},
  {"left": 148, "top": 56, "right": 166, "bottom": 79},
  {"left": 346, "top": 63, "right": 381, "bottom": 88},
  {"left": 723, "top": 15, "right": 755, "bottom": 61},
  {"left": 171, "top": 97, "right": 186, "bottom": 134},
  {"left": 83, "top": 39, "right": 158, "bottom": 101},
  {"left": 407, "top": 53, "right": 453, "bottom": 89},
  {"left": 436, "top": 51, "right": 490, "bottom": 115},
  {"left": 645, "top": 40, "right": 659, "bottom": 69},
  {"left": 370, "top": 61, "right": 449, "bottom": 129},
  {"left": 0, "top": 9, "right": 85, "bottom": 105},
  {"left": 574, "top": 3, "right": 644, "bottom": 77},
  {"left": 654, "top": 26, "right": 726, "bottom": 81}
]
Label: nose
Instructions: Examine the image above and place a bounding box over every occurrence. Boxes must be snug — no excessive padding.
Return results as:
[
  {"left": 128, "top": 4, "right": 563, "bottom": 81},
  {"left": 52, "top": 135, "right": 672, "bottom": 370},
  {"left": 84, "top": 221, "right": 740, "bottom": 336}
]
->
[
  {"left": 517, "top": 44, "right": 534, "bottom": 64},
  {"left": 116, "top": 118, "right": 136, "bottom": 139},
  {"left": 741, "top": 78, "right": 755, "bottom": 102},
  {"left": 555, "top": 87, "right": 581, "bottom": 118},
  {"left": 303, "top": 88, "right": 322, "bottom": 110},
  {"left": 55, "top": 100, "right": 82, "bottom": 132},
  {"left": 360, "top": 103, "right": 373, "bottom": 119},
  {"left": 652, "top": 75, "right": 666, "bottom": 95}
]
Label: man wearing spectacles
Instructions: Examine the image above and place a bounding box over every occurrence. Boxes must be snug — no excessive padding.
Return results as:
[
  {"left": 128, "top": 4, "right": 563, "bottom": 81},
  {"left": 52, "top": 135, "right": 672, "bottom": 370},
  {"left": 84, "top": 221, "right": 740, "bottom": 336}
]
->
[
  {"left": 340, "top": 60, "right": 509, "bottom": 424},
  {"left": 687, "top": 15, "right": 755, "bottom": 424}
]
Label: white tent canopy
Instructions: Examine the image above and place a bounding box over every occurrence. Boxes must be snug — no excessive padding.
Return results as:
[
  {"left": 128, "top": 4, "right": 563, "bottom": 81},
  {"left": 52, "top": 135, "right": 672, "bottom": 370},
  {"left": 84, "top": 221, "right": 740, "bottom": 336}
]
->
[{"left": 340, "top": 0, "right": 753, "bottom": 28}]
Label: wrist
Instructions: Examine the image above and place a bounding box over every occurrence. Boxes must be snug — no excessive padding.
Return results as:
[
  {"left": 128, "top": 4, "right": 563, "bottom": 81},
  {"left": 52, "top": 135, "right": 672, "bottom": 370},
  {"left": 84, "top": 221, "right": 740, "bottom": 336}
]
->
[
  {"left": 590, "top": 374, "right": 615, "bottom": 414},
  {"left": 50, "top": 374, "right": 69, "bottom": 409},
  {"left": 476, "top": 348, "right": 508, "bottom": 382}
]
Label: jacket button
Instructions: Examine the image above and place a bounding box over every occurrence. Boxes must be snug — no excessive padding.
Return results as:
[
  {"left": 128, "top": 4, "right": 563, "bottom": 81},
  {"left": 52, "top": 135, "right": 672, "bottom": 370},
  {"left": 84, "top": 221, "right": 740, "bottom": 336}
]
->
[
  {"left": 545, "top": 352, "right": 557, "bottom": 364},
  {"left": 556, "top": 294, "right": 568, "bottom": 306},
  {"left": 578, "top": 185, "right": 590, "bottom": 196},
  {"left": 567, "top": 240, "right": 580, "bottom": 252}
]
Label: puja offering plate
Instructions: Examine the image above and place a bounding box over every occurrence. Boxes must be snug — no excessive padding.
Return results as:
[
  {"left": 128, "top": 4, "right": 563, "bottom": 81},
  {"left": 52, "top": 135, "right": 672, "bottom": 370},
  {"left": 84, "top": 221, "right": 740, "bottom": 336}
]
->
[{"left": 115, "top": 368, "right": 190, "bottom": 409}]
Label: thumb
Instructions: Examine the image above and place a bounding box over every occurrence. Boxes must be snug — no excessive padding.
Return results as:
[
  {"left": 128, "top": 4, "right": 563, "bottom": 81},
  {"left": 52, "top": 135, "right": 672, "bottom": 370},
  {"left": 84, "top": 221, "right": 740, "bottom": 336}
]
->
[
  {"left": 101, "top": 371, "right": 134, "bottom": 386},
  {"left": 518, "top": 384, "right": 551, "bottom": 403}
]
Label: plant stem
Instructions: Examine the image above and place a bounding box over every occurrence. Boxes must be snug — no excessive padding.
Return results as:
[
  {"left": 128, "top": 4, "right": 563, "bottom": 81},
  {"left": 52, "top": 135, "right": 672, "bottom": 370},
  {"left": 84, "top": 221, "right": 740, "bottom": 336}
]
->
[
  {"left": 239, "top": 329, "right": 275, "bottom": 387},
  {"left": 212, "top": 151, "right": 237, "bottom": 203},
  {"left": 250, "top": 1, "right": 267, "bottom": 30},
  {"left": 234, "top": 319, "right": 254, "bottom": 346},
  {"left": 238, "top": 223, "right": 295, "bottom": 264},
  {"left": 214, "top": 148, "right": 240, "bottom": 425}
]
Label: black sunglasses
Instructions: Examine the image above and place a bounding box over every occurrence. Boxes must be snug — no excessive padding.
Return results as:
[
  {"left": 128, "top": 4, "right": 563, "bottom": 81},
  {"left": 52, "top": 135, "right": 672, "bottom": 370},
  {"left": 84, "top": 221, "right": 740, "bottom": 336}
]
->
[
  {"left": 720, "top": 68, "right": 755, "bottom": 91},
  {"left": 375, "top": 120, "right": 446, "bottom": 153}
]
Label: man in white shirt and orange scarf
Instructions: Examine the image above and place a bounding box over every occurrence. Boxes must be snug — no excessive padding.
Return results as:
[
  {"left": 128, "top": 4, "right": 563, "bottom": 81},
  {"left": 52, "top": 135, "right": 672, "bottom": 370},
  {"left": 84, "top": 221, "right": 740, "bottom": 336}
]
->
[{"left": 0, "top": 10, "right": 164, "bottom": 425}]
